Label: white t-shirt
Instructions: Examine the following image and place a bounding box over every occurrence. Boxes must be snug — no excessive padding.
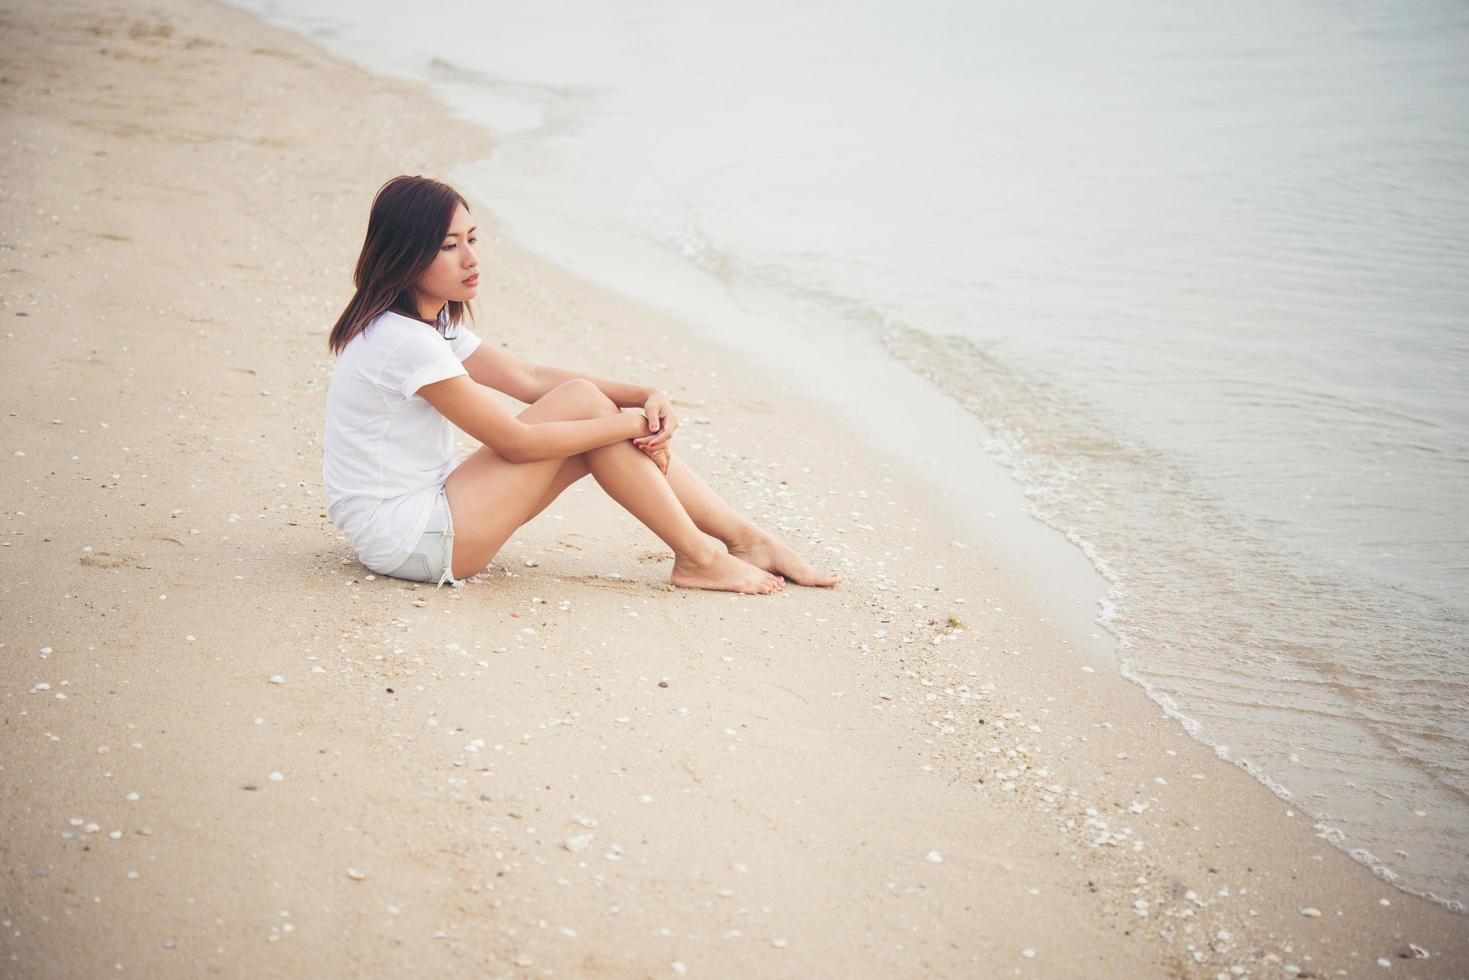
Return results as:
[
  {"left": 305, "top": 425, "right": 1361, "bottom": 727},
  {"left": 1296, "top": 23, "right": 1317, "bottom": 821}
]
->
[{"left": 322, "top": 309, "right": 482, "bottom": 574}]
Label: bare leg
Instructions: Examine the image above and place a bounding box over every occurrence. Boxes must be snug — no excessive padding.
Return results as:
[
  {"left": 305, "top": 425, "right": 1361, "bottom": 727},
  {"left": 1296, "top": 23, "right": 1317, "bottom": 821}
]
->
[
  {"left": 659, "top": 453, "right": 840, "bottom": 587},
  {"left": 444, "top": 380, "right": 782, "bottom": 594},
  {"left": 524, "top": 447, "right": 835, "bottom": 586},
  {"left": 565, "top": 437, "right": 839, "bottom": 586}
]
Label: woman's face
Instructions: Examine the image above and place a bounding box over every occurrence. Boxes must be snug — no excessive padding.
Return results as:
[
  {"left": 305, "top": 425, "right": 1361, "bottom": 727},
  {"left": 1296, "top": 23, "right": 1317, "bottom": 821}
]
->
[{"left": 413, "top": 203, "right": 479, "bottom": 311}]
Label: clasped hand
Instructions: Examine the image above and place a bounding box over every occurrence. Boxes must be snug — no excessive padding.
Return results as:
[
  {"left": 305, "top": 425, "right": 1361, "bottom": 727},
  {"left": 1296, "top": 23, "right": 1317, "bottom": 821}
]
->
[{"left": 634, "top": 390, "right": 678, "bottom": 474}]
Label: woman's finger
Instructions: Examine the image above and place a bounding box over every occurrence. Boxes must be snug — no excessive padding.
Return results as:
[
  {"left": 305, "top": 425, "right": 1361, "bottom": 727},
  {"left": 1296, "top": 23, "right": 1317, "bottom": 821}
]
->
[
  {"left": 638, "top": 442, "right": 671, "bottom": 473},
  {"left": 643, "top": 445, "right": 670, "bottom": 473},
  {"left": 634, "top": 432, "right": 673, "bottom": 451}
]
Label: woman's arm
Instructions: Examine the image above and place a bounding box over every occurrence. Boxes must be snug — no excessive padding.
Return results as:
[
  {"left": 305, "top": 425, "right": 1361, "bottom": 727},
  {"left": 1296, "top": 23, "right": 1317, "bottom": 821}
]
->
[
  {"left": 524, "top": 361, "right": 655, "bottom": 408},
  {"left": 460, "top": 345, "right": 674, "bottom": 455},
  {"left": 463, "top": 345, "right": 656, "bottom": 407},
  {"left": 418, "top": 375, "right": 646, "bottom": 463},
  {"left": 531, "top": 364, "right": 679, "bottom": 455}
]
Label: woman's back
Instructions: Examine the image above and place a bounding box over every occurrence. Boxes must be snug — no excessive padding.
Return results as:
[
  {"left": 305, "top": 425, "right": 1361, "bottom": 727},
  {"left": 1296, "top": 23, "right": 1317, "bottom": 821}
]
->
[{"left": 323, "top": 309, "right": 482, "bottom": 572}]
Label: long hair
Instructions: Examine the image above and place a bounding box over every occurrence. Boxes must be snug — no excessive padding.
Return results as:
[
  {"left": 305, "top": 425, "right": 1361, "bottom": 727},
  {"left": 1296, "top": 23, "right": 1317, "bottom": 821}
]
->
[{"left": 328, "top": 175, "right": 474, "bottom": 356}]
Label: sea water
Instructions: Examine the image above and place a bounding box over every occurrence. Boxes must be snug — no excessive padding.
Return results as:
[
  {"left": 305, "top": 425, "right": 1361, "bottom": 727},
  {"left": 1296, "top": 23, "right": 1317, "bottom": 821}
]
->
[{"left": 232, "top": 0, "right": 1469, "bottom": 908}]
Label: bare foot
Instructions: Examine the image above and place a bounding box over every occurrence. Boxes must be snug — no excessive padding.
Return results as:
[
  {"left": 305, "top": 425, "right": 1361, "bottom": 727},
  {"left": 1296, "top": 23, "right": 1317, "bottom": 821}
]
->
[
  {"left": 728, "top": 531, "right": 840, "bottom": 587},
  {"left": 671, "top": 549, "right": 785, "bottom": 595}
]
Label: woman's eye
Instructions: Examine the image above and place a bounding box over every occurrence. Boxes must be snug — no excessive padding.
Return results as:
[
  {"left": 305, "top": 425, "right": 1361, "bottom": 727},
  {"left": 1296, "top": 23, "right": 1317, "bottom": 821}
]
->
[
  {"left": 441, "top": 243, "right": 456, "bottom": 251},
  {"left": 469, "top": 236, "right": 478, "bottom": 244}
]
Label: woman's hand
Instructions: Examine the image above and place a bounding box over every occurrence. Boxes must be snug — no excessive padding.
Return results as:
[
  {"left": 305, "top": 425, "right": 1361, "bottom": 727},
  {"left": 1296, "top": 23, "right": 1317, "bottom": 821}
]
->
[
  {"left": 634, "top": 390, "right": 678, "bottom": 454},
  {"left": 646, "top": 445, "right": 672, "bottom": 475}
]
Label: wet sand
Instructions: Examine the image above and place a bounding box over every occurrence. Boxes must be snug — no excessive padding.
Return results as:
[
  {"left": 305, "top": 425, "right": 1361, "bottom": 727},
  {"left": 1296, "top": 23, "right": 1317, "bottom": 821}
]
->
[{"left": 0, "top": 0, "right": 1464, "bottom": 975}]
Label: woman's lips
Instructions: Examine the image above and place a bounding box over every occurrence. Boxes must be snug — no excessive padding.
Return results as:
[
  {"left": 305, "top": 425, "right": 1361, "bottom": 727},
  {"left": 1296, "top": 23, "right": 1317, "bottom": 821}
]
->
[{"left": 462, "top": 274, "right": 479, "bottom": 286}]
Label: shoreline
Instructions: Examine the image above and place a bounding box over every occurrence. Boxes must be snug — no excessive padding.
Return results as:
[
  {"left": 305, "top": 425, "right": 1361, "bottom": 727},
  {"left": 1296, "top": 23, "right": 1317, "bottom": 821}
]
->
[
  {"left": 0, "top": 0, "right": 1464, "bottom": 976},
  {"left": 420, "top": 13, "right": 1463, "bottom": 916}
]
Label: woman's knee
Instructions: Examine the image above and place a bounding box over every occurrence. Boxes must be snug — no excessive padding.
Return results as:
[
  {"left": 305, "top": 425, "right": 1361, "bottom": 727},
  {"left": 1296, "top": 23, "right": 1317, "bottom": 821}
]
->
[{"left": 547, "top": 378, "right": 619, "bottom": 418}]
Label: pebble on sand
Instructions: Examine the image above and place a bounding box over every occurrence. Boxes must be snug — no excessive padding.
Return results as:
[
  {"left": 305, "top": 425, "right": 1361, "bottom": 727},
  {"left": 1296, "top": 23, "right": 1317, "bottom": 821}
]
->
[
  {"left": 269, "top": 675, "right": 285, "bottom": 685},
  {"left": 1299, "top": 907, "right": 1322, "bottom": 918},
  {"left": 346, "top": 868, "right": 366, "bottom": 881},
  {"left": 267, "top": 772, "right": 284, "bottom": 782},
  {"left": 926, "top": 850, "right": 943, "bottom": 863}
]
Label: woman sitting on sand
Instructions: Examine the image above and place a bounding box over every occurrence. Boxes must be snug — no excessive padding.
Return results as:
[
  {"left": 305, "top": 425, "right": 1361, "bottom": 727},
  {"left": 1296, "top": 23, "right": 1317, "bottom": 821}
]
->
[{"left": 322, "top": 175, "right": 839, "bottom": 594}]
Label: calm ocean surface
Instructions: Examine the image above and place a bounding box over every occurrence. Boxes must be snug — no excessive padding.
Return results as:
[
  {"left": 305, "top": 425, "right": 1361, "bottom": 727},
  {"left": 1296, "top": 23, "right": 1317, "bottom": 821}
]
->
[{"left": 234, "top": 0, "right": 1469, "bottom": 908}]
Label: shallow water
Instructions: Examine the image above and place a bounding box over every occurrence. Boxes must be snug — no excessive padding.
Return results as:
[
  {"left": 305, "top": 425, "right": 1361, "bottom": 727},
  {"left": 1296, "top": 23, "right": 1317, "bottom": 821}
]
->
[{"left": 234, "top": 0, "right": 1469, "bottom": 908}]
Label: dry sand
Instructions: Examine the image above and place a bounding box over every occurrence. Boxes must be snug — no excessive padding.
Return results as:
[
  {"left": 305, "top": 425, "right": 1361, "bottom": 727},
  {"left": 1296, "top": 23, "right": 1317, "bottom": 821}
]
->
[{"left": 1, "top": 0, "right": 1464, "bottom": 976}]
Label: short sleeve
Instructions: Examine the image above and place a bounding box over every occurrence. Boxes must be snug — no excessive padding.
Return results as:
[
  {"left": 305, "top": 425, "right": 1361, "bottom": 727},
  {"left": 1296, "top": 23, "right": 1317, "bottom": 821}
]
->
[
  {"left": 447, "top": 323, "right": 482, "bottom": 361},
  {"left": 379, "top": 329, "right": 468, "bottom": 399}
]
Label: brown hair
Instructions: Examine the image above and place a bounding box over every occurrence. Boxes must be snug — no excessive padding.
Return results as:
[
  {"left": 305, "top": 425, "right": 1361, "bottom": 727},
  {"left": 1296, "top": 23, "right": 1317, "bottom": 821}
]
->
[{"left": 328, "top": 175, "right": 475, "bottom": 356}]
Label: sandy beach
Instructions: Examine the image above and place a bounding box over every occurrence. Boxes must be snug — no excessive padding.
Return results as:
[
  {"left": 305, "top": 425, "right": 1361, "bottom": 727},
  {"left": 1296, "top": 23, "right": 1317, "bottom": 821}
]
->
[{"left": 1, "top": 0, "right": 1464, "bottom": 976}]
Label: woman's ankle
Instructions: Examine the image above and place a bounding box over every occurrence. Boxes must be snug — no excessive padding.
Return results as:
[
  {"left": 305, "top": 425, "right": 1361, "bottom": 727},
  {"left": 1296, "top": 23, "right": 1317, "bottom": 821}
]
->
[
  {"left": 672, "top": 540, "right": 724, "bottom": 567},
  {"left": 724, "top": 525, "right": 770, "bottom": 552}
]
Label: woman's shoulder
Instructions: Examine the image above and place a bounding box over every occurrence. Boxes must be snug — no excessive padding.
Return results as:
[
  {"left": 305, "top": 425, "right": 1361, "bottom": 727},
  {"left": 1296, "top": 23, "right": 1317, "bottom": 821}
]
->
[{"left": 357, "top": 310, "right": 443, "bottom": 349}]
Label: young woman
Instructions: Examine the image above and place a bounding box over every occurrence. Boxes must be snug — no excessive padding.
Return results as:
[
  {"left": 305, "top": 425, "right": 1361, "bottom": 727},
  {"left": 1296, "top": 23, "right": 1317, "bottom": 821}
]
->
[{"left": 323, "top": 175, "right": 840, "bottom": 595}]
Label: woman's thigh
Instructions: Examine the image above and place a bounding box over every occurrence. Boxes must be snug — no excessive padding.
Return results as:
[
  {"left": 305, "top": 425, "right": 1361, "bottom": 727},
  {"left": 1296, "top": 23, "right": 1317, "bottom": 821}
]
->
[
  {"left": 442, "top": 450, "right": 584, "bottom": 578},
  {"left": 441, "top": 380, "right": 617, "bottom": 578}
]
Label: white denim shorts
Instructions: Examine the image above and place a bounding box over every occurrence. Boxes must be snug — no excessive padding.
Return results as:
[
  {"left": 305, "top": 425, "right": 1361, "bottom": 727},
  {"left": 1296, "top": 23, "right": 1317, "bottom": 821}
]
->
[{"left": 386, "top": 486, "right": 461, "bottom": 589}]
